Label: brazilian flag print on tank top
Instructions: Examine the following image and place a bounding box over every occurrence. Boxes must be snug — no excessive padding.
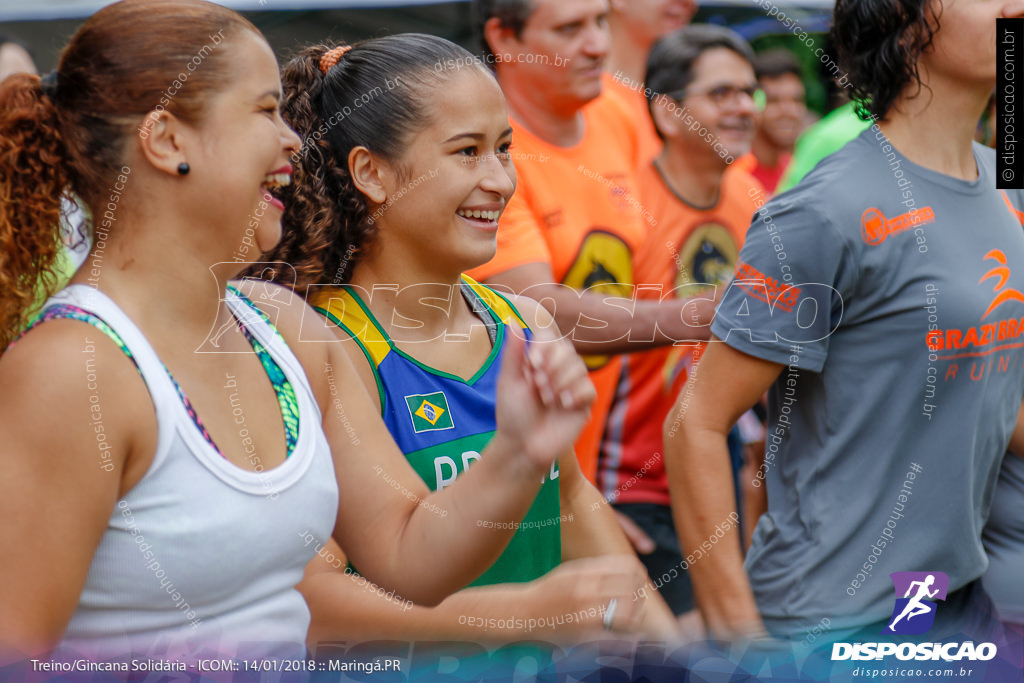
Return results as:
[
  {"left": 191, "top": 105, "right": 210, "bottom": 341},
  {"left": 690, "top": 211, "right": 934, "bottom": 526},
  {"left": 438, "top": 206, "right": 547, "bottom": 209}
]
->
[{"left": 310, "top": 275, "right": 561, "bottom": 586}]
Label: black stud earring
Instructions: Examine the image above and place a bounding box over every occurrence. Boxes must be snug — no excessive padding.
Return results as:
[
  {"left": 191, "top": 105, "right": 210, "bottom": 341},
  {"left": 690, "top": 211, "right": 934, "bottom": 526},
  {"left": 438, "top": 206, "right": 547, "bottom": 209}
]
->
[{"left": 177, "top": 162, "right": 190, "bottom": 176}]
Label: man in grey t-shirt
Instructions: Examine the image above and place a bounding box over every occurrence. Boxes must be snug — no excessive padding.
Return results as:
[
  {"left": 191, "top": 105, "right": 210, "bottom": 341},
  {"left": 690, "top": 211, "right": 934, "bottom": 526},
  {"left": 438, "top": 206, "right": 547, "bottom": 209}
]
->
[{"left": 697, "top": 124, "right": 1024, "bottom": 637}]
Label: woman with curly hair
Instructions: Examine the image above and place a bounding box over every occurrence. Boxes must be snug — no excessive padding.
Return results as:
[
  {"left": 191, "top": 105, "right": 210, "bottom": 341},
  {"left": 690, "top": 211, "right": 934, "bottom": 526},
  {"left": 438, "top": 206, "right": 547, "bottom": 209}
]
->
[
  {"left": 258, "top": 34, "right": 679, "bottom": 644},
  {"left": 0, "top": 0, "right": 594, "bottom": 661},
  {"left": 664, "top": 0, "right": 1024, "bottom": 643}
]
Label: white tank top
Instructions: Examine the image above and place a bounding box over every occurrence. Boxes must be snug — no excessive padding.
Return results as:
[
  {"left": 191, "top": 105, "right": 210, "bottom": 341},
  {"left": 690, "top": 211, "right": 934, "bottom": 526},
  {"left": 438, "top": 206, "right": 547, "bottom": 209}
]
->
[{"left": 45, "top": 285, "right": 339, "bottom": 660}]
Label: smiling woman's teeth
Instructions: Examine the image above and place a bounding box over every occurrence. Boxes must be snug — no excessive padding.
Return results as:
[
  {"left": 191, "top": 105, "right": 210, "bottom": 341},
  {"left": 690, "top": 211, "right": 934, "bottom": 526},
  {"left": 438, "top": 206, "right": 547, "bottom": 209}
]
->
[
  {"left": 262, "top": 172, "right": 291, "bottom": 189},
  {"left": 456, "top": 209, "right": 499, "bottom": 221}
]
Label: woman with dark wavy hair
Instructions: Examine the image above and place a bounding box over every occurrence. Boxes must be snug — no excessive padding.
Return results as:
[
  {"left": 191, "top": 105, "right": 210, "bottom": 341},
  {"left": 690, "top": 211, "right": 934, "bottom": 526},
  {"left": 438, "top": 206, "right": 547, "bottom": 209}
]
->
[
  {"left": 259, "top": 34, "right": 679, "bottom": 644},
  {"left": 664, "top": 0, "right": 1024, "bottom": 644},
  {"left": 0, "top": 0, "right": 594, "bottom": 661}
]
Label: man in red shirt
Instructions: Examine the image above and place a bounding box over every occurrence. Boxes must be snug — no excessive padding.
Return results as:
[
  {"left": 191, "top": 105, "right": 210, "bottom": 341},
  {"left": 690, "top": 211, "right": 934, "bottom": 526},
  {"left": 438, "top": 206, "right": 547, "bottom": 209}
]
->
[{"left": 598, "top": 25, "right": 762, "bottom": 619}]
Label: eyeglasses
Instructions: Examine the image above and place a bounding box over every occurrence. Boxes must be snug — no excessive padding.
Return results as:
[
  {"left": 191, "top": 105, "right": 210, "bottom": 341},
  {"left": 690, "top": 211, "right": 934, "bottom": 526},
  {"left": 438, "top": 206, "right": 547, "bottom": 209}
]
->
[{"left": 674, "top": 84, "right": 761, "bottom": 107}]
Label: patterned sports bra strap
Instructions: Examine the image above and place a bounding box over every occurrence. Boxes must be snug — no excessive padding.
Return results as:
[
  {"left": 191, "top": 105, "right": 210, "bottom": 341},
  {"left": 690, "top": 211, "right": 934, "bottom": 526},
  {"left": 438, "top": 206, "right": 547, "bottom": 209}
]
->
[
  {"left": 225, "top": 285, "right": 301, "bottom": 458},
  {"left": 226, "top": 284, "right": 289, "bottom": 344},
  {"left": 11, "top": 303, "right": 141, "bottom": 373}
]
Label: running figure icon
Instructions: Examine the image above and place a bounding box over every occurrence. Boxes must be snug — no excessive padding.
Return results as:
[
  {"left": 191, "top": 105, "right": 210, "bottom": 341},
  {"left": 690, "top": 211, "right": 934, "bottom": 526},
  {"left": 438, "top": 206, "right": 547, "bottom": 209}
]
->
[{"left": 887, "top": 574, "right": 939, "bottom": 632}]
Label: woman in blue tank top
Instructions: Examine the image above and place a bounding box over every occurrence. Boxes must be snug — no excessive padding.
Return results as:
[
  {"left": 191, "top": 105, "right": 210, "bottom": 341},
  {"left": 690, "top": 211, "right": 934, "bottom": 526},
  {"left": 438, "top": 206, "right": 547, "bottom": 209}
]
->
[
  {"left": 0, "top": 0, "right": 596, "bottom": 662},
  {"left": 255, "top": 34, "right": 680, "bottom": 646}
]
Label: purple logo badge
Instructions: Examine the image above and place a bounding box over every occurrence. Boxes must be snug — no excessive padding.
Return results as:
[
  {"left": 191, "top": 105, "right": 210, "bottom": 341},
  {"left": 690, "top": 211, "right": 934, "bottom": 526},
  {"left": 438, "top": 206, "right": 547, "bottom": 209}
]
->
[{"left": 884, "top": 572, "right": 949, "bottom": 635}]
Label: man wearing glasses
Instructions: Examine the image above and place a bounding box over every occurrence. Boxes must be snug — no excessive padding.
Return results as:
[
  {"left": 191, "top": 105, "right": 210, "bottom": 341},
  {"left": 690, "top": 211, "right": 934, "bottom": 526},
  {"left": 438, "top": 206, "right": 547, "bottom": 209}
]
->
[
  {"left": 471, "top": 0, "right": 717, "bottom": 488},
  {"left": 596, "top": 25, "right": 765, "bottom": 625}
]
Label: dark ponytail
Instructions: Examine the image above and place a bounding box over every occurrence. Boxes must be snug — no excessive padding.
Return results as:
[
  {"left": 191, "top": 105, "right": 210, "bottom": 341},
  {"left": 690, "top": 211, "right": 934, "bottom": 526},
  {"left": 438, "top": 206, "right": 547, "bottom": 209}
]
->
[
  {"left": 0, "top": 73, "right": 71, "bottom": 348},
  {"left": 256, "top": 44, "right": 372, "bottom": 290},
  {"left": 261, "top": 34, "right": 485, "bottom": 290},
  {"left": 832, "top": 0, "right": 940, "bottom": 122}
]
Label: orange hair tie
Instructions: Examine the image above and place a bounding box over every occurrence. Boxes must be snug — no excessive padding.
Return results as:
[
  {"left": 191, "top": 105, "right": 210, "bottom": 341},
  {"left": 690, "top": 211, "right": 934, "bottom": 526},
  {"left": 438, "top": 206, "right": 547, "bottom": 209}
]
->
[{"left": 319, "top": 46, "right": 353, "bottom": 75}]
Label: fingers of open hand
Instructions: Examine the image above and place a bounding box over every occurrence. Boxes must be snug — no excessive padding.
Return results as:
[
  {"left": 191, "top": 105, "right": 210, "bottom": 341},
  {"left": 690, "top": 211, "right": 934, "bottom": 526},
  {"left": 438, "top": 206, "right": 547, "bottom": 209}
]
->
[{"left": 526, "top": 335, "right": 594, "bottom": 411}]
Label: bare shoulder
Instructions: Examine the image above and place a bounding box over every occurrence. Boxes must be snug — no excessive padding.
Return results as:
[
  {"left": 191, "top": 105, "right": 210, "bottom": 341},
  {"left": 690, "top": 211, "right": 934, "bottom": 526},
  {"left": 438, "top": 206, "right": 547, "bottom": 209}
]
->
[
  {"left": 0, "top": 319, "right": 148, "bottom": 490},
  {"left": 321, "top": 316, "right": 383, "bottom": 414}
]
